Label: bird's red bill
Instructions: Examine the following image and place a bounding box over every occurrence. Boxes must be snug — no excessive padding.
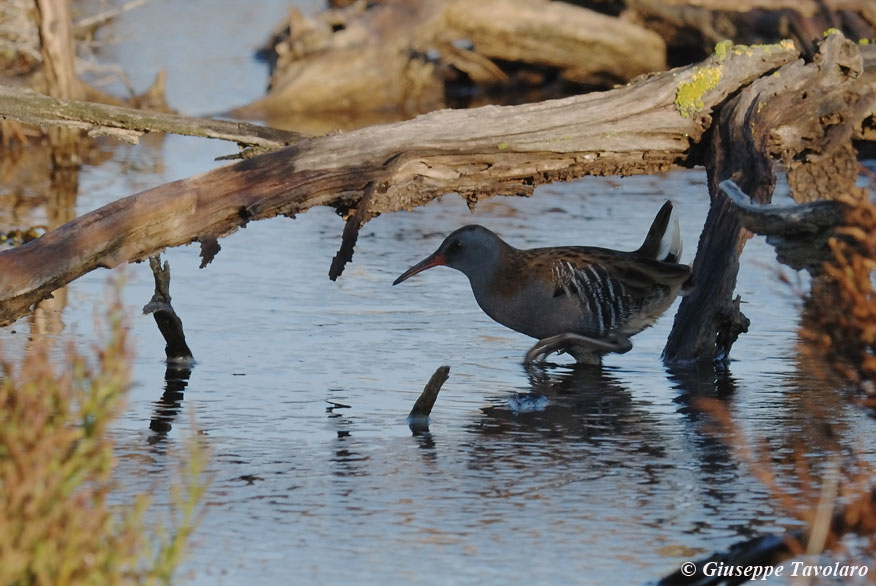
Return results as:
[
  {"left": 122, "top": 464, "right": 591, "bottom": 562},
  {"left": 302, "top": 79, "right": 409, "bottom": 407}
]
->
[{"left": 392, "top": 252, "right": 447, "bottom": 285}]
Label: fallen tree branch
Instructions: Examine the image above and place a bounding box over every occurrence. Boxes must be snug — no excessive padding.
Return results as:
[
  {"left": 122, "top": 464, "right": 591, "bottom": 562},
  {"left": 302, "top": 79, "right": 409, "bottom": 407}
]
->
[
  {"left": 0, "top": 85, "right": 302, "bottom": 148},
  {"left": 720, "top": 180, "right": 848, "bottom": 236},
  {"left": 0, "top": 41, "right": 801, "bottom": 326},
  {"left": 74, "top": 0, "right": 151, "bottom": 36}
]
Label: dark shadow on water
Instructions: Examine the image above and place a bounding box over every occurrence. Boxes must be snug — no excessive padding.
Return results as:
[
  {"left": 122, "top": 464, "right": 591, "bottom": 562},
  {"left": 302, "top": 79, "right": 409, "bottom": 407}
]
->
[
  {"left": 667, "top": 361, "right": 737, "bottom": 412},
  {"left": 666, "top": 361, "right": 739, "bottom": 470},
  {"left": 412, "top": 430, "right": 437, "bottom": 452},
  {"left": 665, "top": 361, "right": 739, "bottom": 470},
  {"left": 148, "top": 362, "right": 193, "bottom": 445},
  {"left": 461, "top": 362, "right": 769, "bottom": 538},
  {"left": 665, "top": 362, "right": 769, "bottom": 538}
]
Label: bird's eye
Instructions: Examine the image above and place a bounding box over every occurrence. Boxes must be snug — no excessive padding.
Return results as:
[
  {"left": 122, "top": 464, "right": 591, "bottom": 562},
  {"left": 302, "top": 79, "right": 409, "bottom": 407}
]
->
[{"left": 450, "top": 240, "right": 463, "bottom": 251}]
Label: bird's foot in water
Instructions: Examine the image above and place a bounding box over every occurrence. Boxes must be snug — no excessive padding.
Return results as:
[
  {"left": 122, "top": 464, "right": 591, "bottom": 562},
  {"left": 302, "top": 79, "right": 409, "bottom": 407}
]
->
[{"left": 524, "top": 333, "right": 632, "bottom": 365}]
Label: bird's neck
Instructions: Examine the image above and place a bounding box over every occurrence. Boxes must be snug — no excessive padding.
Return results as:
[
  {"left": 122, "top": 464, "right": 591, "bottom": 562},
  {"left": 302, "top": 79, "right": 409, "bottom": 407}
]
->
[{"left": 464, "top": 241, "right": 520, "bottom": 299}]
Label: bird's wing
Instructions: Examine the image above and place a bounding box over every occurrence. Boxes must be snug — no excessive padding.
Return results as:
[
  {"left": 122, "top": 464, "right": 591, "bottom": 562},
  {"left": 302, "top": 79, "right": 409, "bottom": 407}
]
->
[
  {"left": 547, "top": 248, "right": 691, "bottom": 332},
  {"left": 550, "top": 256, "right": 633, "bottom": 335}
]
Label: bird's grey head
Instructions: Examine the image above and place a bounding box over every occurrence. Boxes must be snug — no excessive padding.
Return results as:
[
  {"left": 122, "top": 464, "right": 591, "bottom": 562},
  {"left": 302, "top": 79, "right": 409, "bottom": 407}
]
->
[{"left": 392, "top": 225, "right": 505, "bottom": 285}]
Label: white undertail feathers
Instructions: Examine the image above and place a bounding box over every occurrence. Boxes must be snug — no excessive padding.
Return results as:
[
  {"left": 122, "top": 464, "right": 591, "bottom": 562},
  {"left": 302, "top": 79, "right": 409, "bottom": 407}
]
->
[{"left": 657, "top": 206, "right": 682, "bottom": 263}]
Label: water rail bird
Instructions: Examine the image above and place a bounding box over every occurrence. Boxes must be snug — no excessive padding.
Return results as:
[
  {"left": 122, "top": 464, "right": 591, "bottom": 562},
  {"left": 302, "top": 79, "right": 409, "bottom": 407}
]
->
[{"left": 393, "top": 201, "right": 693, "bottom": 364}]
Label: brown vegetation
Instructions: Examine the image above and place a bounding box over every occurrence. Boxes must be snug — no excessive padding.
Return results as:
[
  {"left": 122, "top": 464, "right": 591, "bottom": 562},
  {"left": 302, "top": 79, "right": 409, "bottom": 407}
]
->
[
  {"left": 799, "top": 186, "right": 876, "bottom": 406},
  {"left": 0, "top": 291, "right": 208, "bottom": 586}
]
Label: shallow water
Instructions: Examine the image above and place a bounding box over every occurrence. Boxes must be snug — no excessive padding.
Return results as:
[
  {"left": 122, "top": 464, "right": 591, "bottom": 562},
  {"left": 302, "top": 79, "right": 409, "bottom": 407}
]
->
[{"left": 6, "top": 2, "right": 876, "bottom": 584}]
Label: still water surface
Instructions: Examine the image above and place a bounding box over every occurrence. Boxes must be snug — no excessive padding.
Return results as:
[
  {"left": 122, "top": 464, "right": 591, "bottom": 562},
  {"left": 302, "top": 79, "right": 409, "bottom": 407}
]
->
[{"left": 9, "top": 1, "right": 876, "bottom": 584}]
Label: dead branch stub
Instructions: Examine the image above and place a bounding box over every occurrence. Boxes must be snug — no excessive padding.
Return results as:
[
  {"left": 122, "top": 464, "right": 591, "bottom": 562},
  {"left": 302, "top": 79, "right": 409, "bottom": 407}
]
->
[{"left": 142, "top": 256, "right": 193, "bottom": 362}]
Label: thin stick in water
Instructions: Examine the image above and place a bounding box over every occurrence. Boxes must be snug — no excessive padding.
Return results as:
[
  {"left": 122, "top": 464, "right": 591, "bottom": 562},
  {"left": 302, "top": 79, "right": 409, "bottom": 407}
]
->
[{"left": 409, "top": 366, "right": 450, "bottom": 419}]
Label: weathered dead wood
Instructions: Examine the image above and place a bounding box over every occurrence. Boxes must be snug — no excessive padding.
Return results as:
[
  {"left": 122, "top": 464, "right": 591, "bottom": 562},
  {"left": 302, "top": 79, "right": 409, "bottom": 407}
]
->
[
  {"left": 0, "top": 43, "right": 799, "bottom": 326},
  {"left": 644, "top": 0, "right": 874, "bottom": 13},
  {"left": 0, "top": 85, "right": 301, "bottom": 148},
  {"left": 409, "top": 365, "right": 450, "bottom": 419},
  {"left": 35, "top": 0, "right": 81, "bottom": 102},
  {"left": 237, "top": 0, "right": 667, "bottom": 118},
  {"left": 664, "top": 32, "right": 875, "bottom": 364},
  {"left": 443, "top": 1, "right": 666, "bottom": 84},
  {"left": 28, "top": 0, "right": 83, "bottom": 333},
  {"left": 721, "top": 180, "right": 848, "bottom": 235},
  {"left": 721, "top": 179, "right": 850, "bottom": 273},
  {"left": 626, "top": 0, "right": 875, "bottom": 62},
  {"left": 35, "top": 0, "right": 83, "bottom": 170},
  {"left": 142, "top": 255, "right": 193, "bottom": 362},
  {"left": 0, "top": 0, "right": 41, "bottom": 76}
]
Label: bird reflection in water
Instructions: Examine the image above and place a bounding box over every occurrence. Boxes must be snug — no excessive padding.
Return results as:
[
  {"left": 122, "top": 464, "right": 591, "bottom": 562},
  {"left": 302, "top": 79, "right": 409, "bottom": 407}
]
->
[{"left": 469, "top": 365, "right": 667, "bottom": 478}]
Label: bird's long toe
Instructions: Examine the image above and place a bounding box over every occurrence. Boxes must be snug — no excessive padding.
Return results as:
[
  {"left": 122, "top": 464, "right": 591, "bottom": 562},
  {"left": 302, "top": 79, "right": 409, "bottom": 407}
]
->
[{"left": 524, "top": 333, "right": 633, "bottom": 364}]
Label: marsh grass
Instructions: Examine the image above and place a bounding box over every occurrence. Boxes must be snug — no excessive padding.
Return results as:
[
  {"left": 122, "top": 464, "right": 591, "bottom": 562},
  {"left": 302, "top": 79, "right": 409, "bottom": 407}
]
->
[{"left": 0, "top": 295, "right": 208, "bottom": 586}]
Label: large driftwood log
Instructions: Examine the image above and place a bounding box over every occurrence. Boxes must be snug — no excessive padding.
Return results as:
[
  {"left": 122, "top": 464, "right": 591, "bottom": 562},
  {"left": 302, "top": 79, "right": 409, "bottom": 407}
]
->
[
  {"left": 664, "top": 33, "right": 876, "bottom": 364},
  {"left": 236, "top": 0, "right": 667, "bottom": 119},
  {"left": 241, "top": 0, "right": 875, "bottom": 124},
  {"left": 0, "top": 42, "right": 799, "bottom": 327}
]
